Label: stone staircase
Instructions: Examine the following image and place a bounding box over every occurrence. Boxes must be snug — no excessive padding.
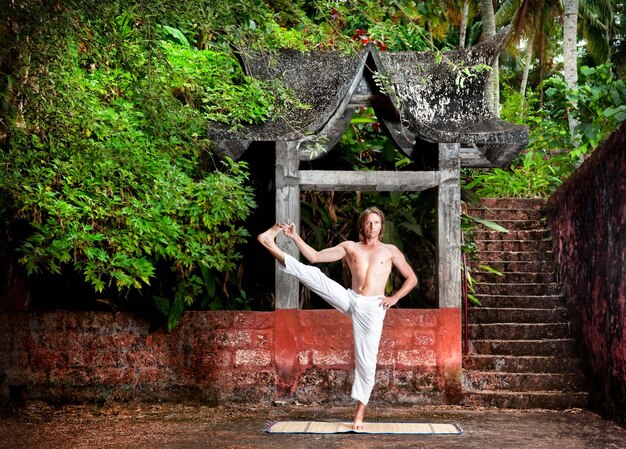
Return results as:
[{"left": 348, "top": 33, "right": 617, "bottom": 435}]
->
[{"left": 462, "top": 198, "right": 589, "bottom": 409}]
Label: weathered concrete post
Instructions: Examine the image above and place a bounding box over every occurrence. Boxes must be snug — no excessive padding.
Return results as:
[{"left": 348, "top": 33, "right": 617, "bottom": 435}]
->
[
  {"left": 437, "top": 142, "right": 461, "bottom": 308},
  {"left": 274, "top": 141, "right": 301, "bottom": 309}
]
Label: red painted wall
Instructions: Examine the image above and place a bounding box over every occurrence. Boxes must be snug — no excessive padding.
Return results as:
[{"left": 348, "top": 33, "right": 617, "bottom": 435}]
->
[
  {"left": 0, "top": 309, "right": 461, "bottom": 406},
  {"left": 546, "top": 121, "right": 626, "bottom": 425}
]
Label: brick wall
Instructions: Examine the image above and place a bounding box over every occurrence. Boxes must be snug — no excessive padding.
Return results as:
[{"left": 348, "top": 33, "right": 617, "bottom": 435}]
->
[
  {"left": 0, "top": 308, "right": 461, "bottom": 406},
  {"left": 546, "top": 121, "right": 626, "bottom": 425}
]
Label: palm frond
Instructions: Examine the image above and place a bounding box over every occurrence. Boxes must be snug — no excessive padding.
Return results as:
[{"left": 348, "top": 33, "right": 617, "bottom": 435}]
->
[
  {"left": 496, "top": 0, "right": 520, "bottom": 28},
  {"left": 579, "top": 0, "right": 614, "bottom": 63}
]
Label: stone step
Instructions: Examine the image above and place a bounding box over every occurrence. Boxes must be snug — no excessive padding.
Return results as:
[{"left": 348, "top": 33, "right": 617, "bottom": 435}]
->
[
  {"left": 476, "top": 251, "right": 552, "bottom": 262},
  {"left": 475, "top": 239, "right": 552, "bottom": 252},
  {"left": 469, "top": 339, "right": 577, "bottom": 356},
  {"left": 473, "top": 229, "right": 550, "bottom": 241},
  {"left": 471, "top": 294, "right": 565, "bottom": 309},
  {"left": 461, "top": 390, "right": 589, "bottom": 410},
  {"left": 470, "top": 260, "right": 556, "bottom": 273},
  {"left": 464, "top": 199, "right": 589, "bottom": 411},
  {"left": 469, "top": 307, "right": 569, "bottom": 324},
  {"left": 462, "top": 371, "right": 587, "bottom": 392},
  {"left": 476, "top": 283, "right": 563, "bottom": 296},
  {"left": 468, "top": 323, "right": 572, "bottom": 340},
  {"left": 473, "top": 198, "right": 546, "bottom": 210},
  {"left": 463, "top": 355, "right": 584, "bottom": 374},
  {"left": 467, "top": 207, "right": 544, "bottom": 221},
  {"left": 473, "top": 271, "right": 557, "bottom": 284},
  {"left": 469, "top": 219, "right": 546, "bottom": 231}
]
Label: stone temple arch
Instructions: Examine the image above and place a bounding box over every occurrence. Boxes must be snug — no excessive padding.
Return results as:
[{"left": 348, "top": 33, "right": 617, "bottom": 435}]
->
[{"left": 209, "top": 25, "right": 528, "bottom": 313}]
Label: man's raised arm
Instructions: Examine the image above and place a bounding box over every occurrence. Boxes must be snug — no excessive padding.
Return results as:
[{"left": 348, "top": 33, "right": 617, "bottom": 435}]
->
[{"left": 284, "top": 223, "right": 347, "bottom": 264}]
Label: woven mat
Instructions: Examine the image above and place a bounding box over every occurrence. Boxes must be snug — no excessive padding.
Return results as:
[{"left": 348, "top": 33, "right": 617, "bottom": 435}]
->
[{"left": 265, "top": 421, "right": 463, "bottom": 434}]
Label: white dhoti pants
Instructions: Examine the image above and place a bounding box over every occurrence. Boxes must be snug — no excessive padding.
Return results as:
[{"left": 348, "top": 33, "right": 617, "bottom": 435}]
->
[{"left": 280, "top": 254, "right": 386, "bottom": 405}]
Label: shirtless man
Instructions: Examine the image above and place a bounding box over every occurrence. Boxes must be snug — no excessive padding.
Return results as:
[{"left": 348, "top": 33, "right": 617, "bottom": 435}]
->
[{"left": 257, "top": 207, "right": 417, "bottom": 429}]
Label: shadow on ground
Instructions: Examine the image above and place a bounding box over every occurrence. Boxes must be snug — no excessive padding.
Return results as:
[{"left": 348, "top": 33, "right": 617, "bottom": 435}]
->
[{"left": 1, "top": 402, "right": 625, "bottom": 449}]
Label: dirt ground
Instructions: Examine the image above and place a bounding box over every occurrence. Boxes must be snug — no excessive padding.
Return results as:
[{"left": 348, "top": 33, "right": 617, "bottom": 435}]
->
[{"left": 1, "top": 401, "right": 626, "bottom": 449}]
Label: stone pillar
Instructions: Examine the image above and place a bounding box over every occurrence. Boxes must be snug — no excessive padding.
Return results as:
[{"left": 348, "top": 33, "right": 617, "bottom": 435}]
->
[
  {"left": 274, "top": 141, "right": 301, "bottom": 309},
  {"left": 437, "top": 142, "right": 461, "bottom": 308}
]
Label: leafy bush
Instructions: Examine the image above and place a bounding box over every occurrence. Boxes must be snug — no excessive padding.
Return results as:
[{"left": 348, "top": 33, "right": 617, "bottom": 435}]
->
[
  {"left": 0, "top": 0, "right": 451, "bottom": 320},
  {"left": 571, "top": 63, "right": 626, "bottom": 157},
  {"left": 158, "top": 41, "right": 276, "bottom": 127},
  {"left": 492, "top": 63, "right": 626, "bottom": 199},
  {"left": 501, "top": 82, "right": 572, "bottom": 153},
  {"left": 0, "top": 2, "right": 266, "bottom": 324},
  {"left": 465, "top": 151, "right": 575, "bottom": 198}
]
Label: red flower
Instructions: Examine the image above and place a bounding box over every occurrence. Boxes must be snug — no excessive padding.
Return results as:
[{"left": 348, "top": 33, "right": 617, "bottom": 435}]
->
[{"left": 352, "top": 29, "right": 370, "bottom": 45}]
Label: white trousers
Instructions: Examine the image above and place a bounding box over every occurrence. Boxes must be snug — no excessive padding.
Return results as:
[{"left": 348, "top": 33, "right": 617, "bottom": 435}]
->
[{"left": 281, "top": 254, "right": 386, "bottom": 405}]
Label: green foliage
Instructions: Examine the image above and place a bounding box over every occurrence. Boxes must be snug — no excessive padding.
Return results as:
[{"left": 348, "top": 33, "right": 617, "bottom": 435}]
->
[
  {"left": 0, "top": 0, "right": 450, "bottom": 320},
  {"left": 463, "top": 264, "right": 504, "bottom": 306},
  {"left": 465, "top": 151, "right": 574, "bottom": 199},
  {"left": 2, "top": 0, "right": 624, "bottom": 321},
  {"left": 501, "top": 83, "right": 572, "bottom": 153},
  {"left": 5, "top": 126, "right": 255, "bottom": 289},
  {"left": 158, "top": 42, "right": 276, "bottom": 127},
  {"left": 334, "top": 107, "right": 413, "bottom": 170},
  {"left": 506, "top": 63, "right": 626, "bottom": 157},
  {"left": 492, "top": 64, "right": 626, "bottom": 199},
  {"left": 0, "top": 1, "right": 264, "bottom": 324},
  {"left": 454, "top": 63, "right": 491, "bottom": 89},
  {"left": 571, "top": 63, "right": 626, "bottom": 157},
  {"left": 298, "top": 0, "right": 444, "bottom": 51}
]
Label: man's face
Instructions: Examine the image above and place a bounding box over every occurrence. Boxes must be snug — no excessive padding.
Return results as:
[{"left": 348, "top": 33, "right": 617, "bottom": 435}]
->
[{"left": 362, "top": 213, "right": 382, "bottom": 240}]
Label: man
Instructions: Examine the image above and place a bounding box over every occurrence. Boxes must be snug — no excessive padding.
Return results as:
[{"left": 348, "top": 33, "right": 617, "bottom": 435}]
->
[{"left": 257, "top": 207, "right": 417, "bottom": 429}]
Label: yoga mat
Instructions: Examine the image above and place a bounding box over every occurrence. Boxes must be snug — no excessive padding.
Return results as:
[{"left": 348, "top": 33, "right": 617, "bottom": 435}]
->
[{"left": 265, "top": 421, "right": 463, "bottom": 434}]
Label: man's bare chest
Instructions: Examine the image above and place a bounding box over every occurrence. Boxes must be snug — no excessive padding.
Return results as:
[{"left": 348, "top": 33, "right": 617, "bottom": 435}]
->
[{"left": 346, "top": 245, "right": 392, "bottom": 270}]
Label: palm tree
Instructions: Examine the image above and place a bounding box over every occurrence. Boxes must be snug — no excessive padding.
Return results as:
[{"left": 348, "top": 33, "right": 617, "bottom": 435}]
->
[
  {"left": 563, "top": 0, "right": 579, "bottom": 141},
  {"left": 579, "top": 0, "right": 616, "bottom": 64},
  {"left": 613, "top": 1, "right": 626, "bottom": 81},
  {"left": 497, "top": 0, "right": 563, "bottom": 104},
  {"left": 519, "top": 25, "right": 536, "bottom": 100},
  {"left": 481, "top": 0, "right": 500, "bottom": 117},
  {"left": 459, "top": 0, "right": 471, "bottom": 48}
]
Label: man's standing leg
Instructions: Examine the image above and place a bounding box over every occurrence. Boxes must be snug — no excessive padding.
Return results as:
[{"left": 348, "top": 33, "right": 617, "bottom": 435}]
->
[{"left": 349, "top": 293, "right": 387, "bottom": 429}]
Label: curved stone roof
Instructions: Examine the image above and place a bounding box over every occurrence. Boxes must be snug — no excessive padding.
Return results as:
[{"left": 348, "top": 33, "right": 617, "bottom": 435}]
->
[
  {"left": 209, "top": 25, "right": 528, "bottom": 168},
  {"left": 209, "top": 48, "right": 366, "bottom": 144}
]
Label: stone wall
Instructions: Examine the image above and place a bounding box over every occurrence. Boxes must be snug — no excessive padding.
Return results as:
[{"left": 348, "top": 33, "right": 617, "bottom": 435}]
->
[
  {"left": 546, "top": 122, "right": 626, "bottom": 424},
  {"left": 0, "top": 309, "right": 461, "bottom": 406}
]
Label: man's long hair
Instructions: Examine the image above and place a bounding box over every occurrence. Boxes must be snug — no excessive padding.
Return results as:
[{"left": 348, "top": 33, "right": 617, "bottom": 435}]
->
[{"left": 357, "top": 207, "right": 385, "bottom": 242}]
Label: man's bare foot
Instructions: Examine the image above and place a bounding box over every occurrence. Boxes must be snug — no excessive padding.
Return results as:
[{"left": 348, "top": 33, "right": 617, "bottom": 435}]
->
[
  {"left": 257, "top": 224, "right": 287, "bottom": 264},
  {"left": 257, "top": 223, "right": 284, "bottom": 248},
  {"left": 353, "top": 402, "right": 365, "bottom": 430}
]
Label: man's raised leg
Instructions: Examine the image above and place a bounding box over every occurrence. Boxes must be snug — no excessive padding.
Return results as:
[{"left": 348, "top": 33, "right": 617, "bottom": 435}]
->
[{"left": 257, "top": 224, "right": 287, "bottom": 265}]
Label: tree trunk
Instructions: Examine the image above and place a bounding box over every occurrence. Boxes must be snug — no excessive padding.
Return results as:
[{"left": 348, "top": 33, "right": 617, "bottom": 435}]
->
[
  {"left": 428, "top": 23, "right": 434, "bottom": 50},
  {"left": 459, "top": 0, "right": 469, "bottom": 49},
  {"left": 538, "top": 10, "right": 546, "bottom": 107},
  {"left": 563, "top": 0, "right": 579, "bottom": 142},
  {"left": 520, "top": 25, "right": 537, "bottom": 107},
  {"left": 481, "top": 0, "right": 499, "bottom": 117}
]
